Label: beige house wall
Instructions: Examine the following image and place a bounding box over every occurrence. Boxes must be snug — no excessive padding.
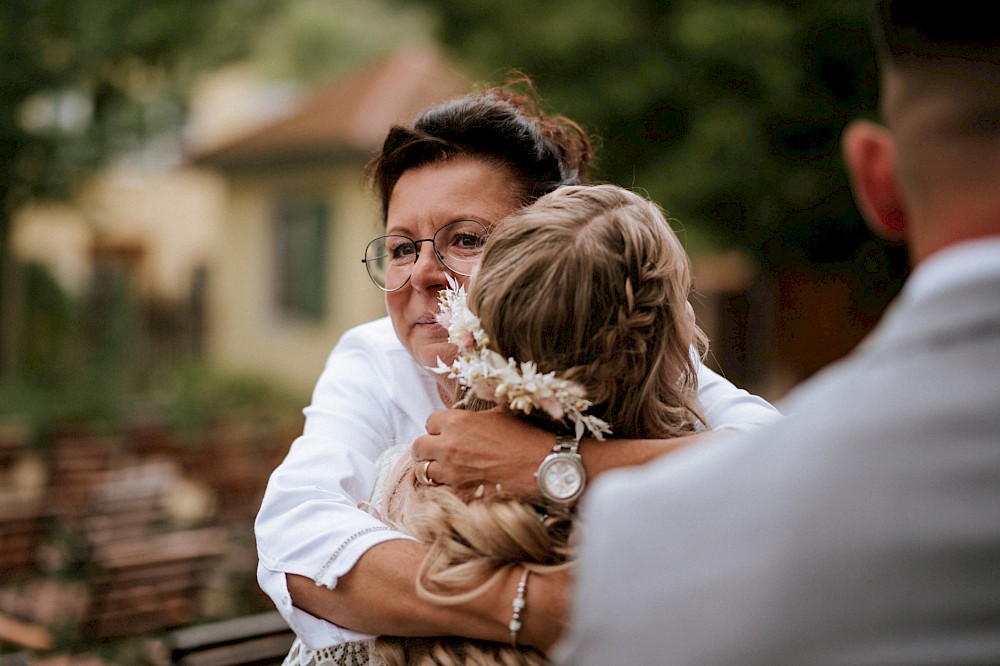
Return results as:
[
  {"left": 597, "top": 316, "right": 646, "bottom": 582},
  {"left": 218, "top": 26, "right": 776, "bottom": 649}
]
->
[
  {"left": 207, "top": 165, "right": 387, "bottom": 397},
  {"left": 79, "top": 167, "right": 227, "bottom": 300},
  {"left": 12, "top": 166, "right": 226, "bottom": 301},
  {"left": 12, "top": 204, "right": 92, "bottom": 295}
]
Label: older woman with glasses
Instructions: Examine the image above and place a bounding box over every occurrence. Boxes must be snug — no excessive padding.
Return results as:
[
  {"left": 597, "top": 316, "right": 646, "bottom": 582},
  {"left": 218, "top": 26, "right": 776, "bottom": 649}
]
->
[{"left": 256, "top": 81, "right": 780, "bottom": 664}]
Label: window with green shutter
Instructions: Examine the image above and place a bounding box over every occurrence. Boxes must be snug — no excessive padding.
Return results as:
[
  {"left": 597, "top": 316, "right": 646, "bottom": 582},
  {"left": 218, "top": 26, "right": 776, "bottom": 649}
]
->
[{"left": 273, "top": 197, "right": 327, "bottom": 321}]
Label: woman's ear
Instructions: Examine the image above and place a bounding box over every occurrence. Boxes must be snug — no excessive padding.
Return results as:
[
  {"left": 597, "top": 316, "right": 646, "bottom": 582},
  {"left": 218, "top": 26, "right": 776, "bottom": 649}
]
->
[{"left": 841, "top": 120, "right": 908, "bottom": 242}]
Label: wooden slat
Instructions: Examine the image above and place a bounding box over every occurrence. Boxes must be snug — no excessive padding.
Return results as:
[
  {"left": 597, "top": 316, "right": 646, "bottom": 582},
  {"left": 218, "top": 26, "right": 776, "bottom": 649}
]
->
[
  {"left": 179, "top": 633, "right": 294, "bottom": 666},
  {"left": 0, "top": 611, "right": 53, "bottom": 651},
  {"left": 0, "top": 498, "right": 49, "bottom": 576},
  {"left": 147, "top": 611, "right": 293, "bottom": 666},
  {"left": 83, "top": 528, "right": 226, "bottom": 640}
]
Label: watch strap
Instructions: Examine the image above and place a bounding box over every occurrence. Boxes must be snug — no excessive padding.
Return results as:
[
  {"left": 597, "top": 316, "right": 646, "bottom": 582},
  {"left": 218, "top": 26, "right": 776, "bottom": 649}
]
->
[{"left": 552, "top": 434, "right": 580, "bottom": 455}]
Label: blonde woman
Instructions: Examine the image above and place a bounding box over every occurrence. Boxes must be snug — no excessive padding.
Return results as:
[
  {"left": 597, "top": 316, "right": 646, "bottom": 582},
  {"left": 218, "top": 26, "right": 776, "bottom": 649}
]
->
[{"left": 368, "top": 184, "right": 707, "bottom": 665}]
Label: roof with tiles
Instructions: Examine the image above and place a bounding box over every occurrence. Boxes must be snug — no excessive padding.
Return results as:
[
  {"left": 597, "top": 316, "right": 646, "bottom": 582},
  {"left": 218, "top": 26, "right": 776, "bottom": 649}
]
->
[{"left": 190, "top": 46, "right": 471, "bottom": 171}]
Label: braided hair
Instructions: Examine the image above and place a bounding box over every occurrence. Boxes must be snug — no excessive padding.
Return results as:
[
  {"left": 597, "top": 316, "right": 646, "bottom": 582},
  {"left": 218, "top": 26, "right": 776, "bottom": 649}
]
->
[{"left": 471, "top": 184, "right": 707, "bottom": 438}]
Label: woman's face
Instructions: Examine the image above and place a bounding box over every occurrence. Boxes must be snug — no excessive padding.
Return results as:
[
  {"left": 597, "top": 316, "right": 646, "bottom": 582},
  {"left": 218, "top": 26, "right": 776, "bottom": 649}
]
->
[{"left": 385, "top": 156, "right": 521, "bottom": 374}]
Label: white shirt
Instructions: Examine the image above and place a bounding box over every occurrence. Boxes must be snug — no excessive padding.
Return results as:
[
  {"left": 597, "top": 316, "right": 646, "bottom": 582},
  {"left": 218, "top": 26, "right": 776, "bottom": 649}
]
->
[{"left": 255, "top": 316, "right": 781, "bottom": 648}]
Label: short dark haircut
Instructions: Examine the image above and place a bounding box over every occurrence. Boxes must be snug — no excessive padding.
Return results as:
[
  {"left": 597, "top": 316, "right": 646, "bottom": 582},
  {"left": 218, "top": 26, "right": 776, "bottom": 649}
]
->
[
  {"left": 873, "top": 1, "right": 1000, "bottom": 63},
  {"left": 367, "top": 81, "right": 594, "bottom": 221}
]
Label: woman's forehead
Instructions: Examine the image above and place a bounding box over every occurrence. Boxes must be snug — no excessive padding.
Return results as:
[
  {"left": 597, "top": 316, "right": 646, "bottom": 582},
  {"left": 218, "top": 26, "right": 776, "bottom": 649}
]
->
[{"left": 385, "top": 157, "right": 522, "bottom": 234}]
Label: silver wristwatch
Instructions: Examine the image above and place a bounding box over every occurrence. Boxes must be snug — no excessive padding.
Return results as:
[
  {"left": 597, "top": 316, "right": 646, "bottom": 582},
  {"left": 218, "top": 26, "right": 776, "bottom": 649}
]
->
[{"left": 535, "top": 435, "right": 586, "bottom": 508}]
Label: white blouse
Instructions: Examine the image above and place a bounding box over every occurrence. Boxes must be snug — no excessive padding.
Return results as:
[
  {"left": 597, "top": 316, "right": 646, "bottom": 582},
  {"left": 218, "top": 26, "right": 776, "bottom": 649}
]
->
[{"left": 255, "top": 316, "right": 781, "bottom": 649}]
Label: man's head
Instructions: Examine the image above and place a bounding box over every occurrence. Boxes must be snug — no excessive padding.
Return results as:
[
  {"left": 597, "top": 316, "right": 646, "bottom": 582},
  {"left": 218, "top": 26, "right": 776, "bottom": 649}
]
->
[{"left": 841, "top": 2, "right": 1000, "bottom": 265}]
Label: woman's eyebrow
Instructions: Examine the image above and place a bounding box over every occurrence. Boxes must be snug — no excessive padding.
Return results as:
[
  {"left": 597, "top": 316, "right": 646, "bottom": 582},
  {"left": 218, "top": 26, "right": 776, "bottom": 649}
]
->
[{"left": 383, "top": 224, "right": 415, "bottom": 237}]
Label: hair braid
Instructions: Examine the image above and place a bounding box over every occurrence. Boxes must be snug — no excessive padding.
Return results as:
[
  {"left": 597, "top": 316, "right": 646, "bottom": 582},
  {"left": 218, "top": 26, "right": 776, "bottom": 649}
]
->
[{"left": 473, "top": 185, "right": 708, "bottom": 439}]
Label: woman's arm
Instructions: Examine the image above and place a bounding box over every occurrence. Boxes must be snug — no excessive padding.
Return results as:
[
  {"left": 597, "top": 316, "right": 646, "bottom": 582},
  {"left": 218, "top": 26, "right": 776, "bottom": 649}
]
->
[
  {"left": 287, "top": 541, "right": 570, "bottom": 651},
  {"left": 411, "top": 363, "right": 780, "bottom": 501},
  {"left": 255, "top": 318, "right": 443, "bottom": 647},
  {"left": 695, "top": 363, "right": 781, "bottom": 431}
]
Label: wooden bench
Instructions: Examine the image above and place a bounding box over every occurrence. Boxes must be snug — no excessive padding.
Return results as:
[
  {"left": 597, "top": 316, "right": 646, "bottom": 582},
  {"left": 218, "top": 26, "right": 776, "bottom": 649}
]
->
[
  {"left": 183, "top": 424, "right": 288, "bottom": 527},
  {"left": 0, "top": 498, "right": 50, "bottom": 577},
  {"left": 145, "top": 611, "right": 294, "bottom": 666},
  {"left": 0, "top": 420, "right": 31, "bottom": 471},
  {"left": 82, "top": 527, "right": 226, "bottom": 640},
  {"left": 76, "top": 461, "right": 177, "bottom": 549},
  {"left": 46, "top": 434, "right": 123, "bottom": 521},
  {"left": 0, "top": 611, "right": 53, "bottom": 652}
]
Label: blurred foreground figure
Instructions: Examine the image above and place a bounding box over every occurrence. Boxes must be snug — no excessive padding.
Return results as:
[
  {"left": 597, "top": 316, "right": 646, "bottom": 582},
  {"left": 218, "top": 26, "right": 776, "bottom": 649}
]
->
[{"left": 557, "top": 2, "right": 1000, "bottom": 663}]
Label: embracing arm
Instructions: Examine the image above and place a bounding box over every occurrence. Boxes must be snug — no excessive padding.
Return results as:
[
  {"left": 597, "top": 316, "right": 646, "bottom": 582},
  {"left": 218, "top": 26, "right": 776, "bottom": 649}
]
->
[
  {"left": 412, "top": 408, "right": 695, "bottom": 501},
  {"left": 412, "top": 363, "right": 780, "bottom": 501},
  {"left": 257, "top": 318, "right": 569, "bottom": 651},
  {"left": 288, "top": 539, "right": 570, "bottom": 651},
  {"left": 255, "top": 319, "right": 443, "bottom": 647}
]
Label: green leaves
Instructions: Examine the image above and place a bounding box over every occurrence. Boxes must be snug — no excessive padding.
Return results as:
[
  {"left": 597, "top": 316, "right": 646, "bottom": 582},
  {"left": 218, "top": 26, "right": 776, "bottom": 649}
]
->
[{"left": 412, "top": 0, "right": 896, "bottom": 271}]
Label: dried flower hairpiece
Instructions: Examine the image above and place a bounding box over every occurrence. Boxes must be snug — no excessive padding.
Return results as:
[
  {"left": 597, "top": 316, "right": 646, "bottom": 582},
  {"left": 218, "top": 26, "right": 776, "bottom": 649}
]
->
[{"left": 431, "top": 277, "right": 612, "bottom": 441}]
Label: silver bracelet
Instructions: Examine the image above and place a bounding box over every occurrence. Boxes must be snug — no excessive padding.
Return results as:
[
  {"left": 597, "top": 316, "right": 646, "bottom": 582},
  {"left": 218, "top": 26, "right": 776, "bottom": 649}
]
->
[{"left": 509, "top": 568, "right": 529, "bottom": 647}]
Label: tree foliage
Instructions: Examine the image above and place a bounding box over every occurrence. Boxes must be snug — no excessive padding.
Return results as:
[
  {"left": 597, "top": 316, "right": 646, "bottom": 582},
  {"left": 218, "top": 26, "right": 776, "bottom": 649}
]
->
[
  {"left": 407, "top": 0, "right": 907, "bottom": 288},
  {"left": 252, "top": 0, "right": 438, "bottom": 84},
  {"left": 0, "top": 0, "right": 285, "bottom": 202}
]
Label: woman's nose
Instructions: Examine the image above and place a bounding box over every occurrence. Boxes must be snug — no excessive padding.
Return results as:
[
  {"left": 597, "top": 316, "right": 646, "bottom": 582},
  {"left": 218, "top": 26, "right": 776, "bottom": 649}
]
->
[{"left": 409, "top": 243, "right": 448, "bottom": 291}]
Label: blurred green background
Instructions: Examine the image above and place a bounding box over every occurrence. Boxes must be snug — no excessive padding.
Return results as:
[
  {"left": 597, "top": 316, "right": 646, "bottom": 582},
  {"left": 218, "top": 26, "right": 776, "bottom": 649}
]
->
[
  {"left": 0, "top": 0, "right": 907, "bottom": 414},
  {"left": 0, "top": 1, "right": 908, "bottom": 663}
]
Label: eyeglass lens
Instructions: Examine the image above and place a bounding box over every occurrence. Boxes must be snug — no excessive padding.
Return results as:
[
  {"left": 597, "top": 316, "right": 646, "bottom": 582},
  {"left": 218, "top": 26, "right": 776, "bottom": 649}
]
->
[{"left": 363, "top": 219, "right": 489, "bottom": 291}]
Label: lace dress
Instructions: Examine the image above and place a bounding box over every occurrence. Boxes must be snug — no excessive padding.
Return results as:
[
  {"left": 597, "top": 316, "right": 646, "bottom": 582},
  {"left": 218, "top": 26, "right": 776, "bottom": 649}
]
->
[{"left": 282, "top": 638, "right": 382, "bottom": 666}]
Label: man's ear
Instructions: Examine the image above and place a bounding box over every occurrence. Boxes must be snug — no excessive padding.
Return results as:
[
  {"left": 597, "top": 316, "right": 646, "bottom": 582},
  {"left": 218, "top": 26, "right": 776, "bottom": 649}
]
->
[{"left": 841, "top": 120, "right": 908, "bottom": 242}]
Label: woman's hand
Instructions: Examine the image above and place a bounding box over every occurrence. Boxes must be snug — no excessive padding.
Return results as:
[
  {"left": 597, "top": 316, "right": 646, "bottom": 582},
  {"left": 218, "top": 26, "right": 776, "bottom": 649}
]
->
[
  {"left": 413, "top": 407, "right": 552, "bottom": 502},
  {"left": 414, "top": 407, "right": 709, "bottom": 502}
]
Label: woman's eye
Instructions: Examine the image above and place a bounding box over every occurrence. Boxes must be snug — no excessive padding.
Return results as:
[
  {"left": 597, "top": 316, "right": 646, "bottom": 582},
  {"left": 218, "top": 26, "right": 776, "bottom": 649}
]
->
[
  {"left": 454, "top": 233, "right": 486, "bottom": 249},
  {"left": 388, "top": 241, "right": 416, "bottom": 261}
]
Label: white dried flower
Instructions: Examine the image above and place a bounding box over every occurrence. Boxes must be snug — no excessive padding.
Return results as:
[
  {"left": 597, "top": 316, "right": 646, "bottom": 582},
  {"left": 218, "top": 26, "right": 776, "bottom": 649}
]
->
[{"left": 431, "top": 278, "right": 612, "bottom": 441}]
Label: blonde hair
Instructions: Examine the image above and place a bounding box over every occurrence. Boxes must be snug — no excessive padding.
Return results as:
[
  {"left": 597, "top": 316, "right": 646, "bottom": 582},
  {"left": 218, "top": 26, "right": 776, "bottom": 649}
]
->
[
  {"left": 472, "top": 184, "right": 707, "bottom": 438},
  {"left": 373, "top": 184, "right": 707, "bottom": 666}
]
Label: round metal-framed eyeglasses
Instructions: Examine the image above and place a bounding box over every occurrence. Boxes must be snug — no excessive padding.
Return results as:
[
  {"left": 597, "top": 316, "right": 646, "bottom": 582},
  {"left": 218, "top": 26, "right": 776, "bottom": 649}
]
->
[{"left": 362, "top": 219, "right": 490, "bottom": 292}]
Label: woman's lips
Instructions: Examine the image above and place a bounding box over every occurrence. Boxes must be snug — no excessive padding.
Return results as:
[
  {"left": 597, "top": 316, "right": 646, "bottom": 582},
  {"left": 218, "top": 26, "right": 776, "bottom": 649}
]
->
[{"left": 415, "top": 313, "right": 439, "bottom": 326}]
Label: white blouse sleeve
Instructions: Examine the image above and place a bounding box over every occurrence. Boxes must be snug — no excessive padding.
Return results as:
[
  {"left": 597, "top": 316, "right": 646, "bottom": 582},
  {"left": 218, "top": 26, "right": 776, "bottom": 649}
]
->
[
  {"left": 255, "top": 318, "right": 442, "bottom": 648},
  {"left": 695, "top": 358, "right": 781, "bottom": 432}
]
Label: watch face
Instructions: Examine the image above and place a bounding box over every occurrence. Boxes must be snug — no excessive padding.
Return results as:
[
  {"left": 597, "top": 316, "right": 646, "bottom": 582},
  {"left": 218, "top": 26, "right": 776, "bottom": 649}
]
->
[{"left": 541, "top": 457, "right": 583, "bottom": 501}]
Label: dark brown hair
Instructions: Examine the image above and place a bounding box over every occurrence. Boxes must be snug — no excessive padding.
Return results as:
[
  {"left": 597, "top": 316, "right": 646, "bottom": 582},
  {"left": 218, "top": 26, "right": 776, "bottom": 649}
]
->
[
  {"left": 873, "top": 1, "right": 1000, "bottom": 63},
  {"left": 367, "top": 78, "right": 595, "bottom": 220}
]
